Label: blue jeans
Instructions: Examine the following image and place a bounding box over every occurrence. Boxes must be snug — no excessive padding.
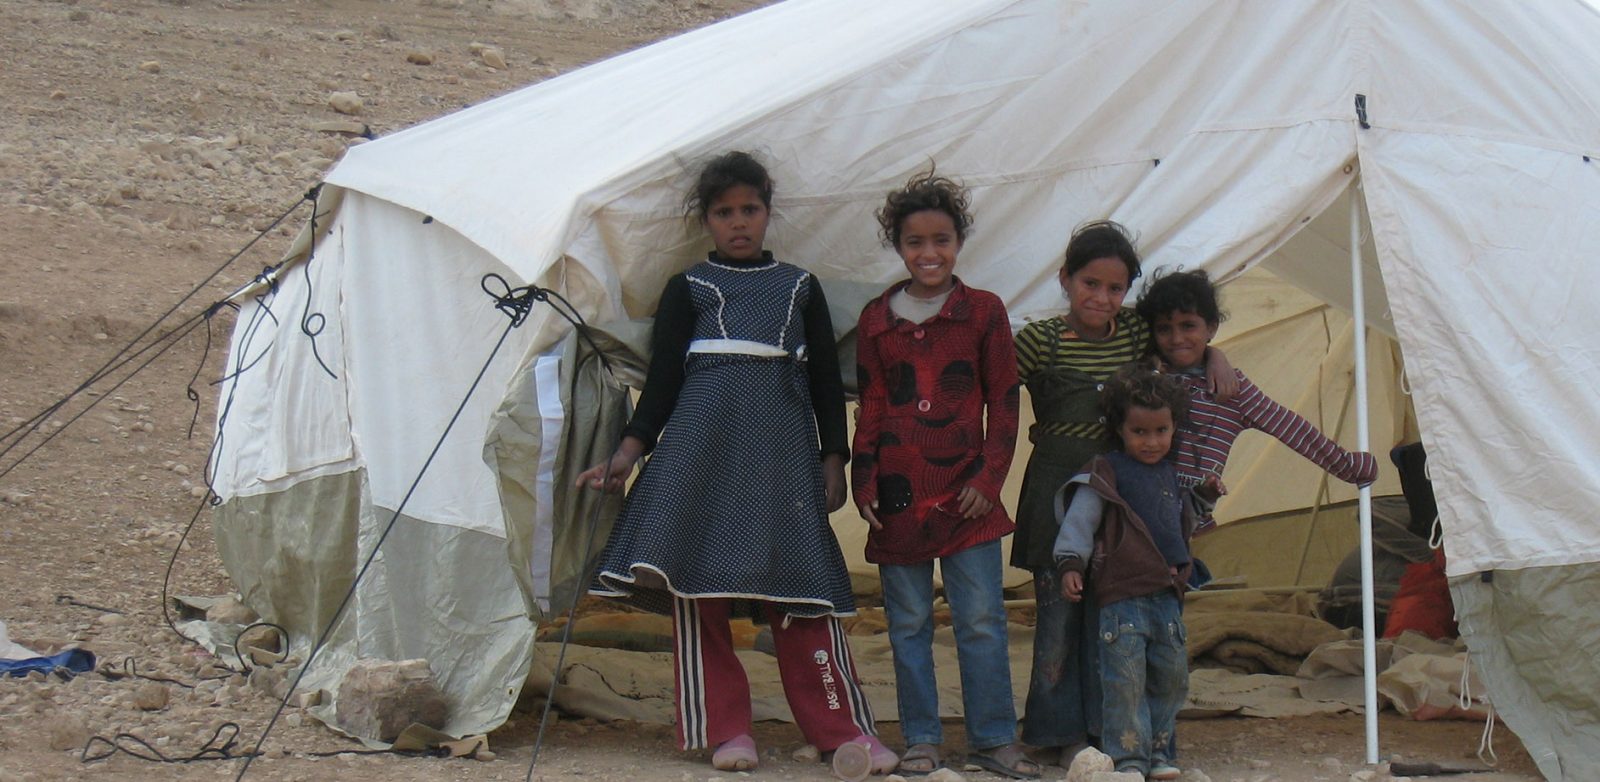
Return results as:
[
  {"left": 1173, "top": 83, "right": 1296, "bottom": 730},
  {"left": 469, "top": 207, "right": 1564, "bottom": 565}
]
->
[
  {"left": 1021, "top": 568, "right": 1100, "bottom": 748},
  {"left": 1098, "top": 591, "right": 1187, "bottom": 775},
  {"left": 879, "top": 539, "right": 1017, "bottom": 750}
]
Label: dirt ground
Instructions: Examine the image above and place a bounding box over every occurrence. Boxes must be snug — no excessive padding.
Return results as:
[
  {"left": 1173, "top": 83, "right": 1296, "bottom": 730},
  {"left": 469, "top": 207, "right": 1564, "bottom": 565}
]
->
[{"left": 0, "top": 1, "right": 1547, "bottom": 780}]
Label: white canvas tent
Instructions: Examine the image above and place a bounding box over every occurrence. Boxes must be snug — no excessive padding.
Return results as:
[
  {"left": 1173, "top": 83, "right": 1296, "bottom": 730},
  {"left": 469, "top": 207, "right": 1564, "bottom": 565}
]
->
[{"left": 210, "top": 0, "right": 1600, "bottom": 777}]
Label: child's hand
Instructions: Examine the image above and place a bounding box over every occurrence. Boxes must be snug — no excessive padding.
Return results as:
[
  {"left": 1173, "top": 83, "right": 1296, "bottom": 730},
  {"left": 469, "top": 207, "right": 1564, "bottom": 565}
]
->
[
  {"left": 822, "top": 454, "right": 847, "bottom": 513},
  {"left": 575, "top": 437, "right": 644, "bottom": 493},
  {"left": 1061, "top": 570, "right": 1084, "bottom": 602},
  {"left": 859, "top": 499, "right": 883, "bottom": 531},
  {"left": 1198, "top": 474, "right": 1227, "bottom": 502},
  {"left": 955, "top": 486, "right": 993, "bottom": 519},
  {"left": 1204, "top": 346, "right": 1239, "bottom": 402}
]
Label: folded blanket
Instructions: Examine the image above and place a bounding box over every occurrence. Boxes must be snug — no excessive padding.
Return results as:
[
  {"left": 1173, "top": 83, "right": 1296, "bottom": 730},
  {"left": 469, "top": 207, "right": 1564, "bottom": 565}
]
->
[{"left": 1186, "top": 611, "right": 1345, "bottom": 675}]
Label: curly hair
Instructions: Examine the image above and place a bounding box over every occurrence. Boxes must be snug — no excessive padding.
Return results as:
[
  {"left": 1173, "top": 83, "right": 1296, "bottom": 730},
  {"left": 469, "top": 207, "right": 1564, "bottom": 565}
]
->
[
  {"left": 684, "top": 151, "right": 774, "bottom": 221},
  {"left": 1136, "top": 267, "right": 1225, "bottom": 327},
  {"left": 1100, "top": 362, "right": 1189, "bottom": 453},
  {"left": 875, "top": 168, "right": 973, "bottom": 248},
  {"left": 1063, "top": 219, "right": 1141, "bottom": 283}
]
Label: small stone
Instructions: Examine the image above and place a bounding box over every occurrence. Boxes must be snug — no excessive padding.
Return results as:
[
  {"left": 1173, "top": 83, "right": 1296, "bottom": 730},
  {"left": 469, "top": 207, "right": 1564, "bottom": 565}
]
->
[
  {"left": 96, "top": 612, "right": 127, "bottom": 626},
  {"left": 139, "top": 60, "right": 161, "bottom": 73},
  {"left": 328, "top": 91, "right": 364, "bottom": 115},
  {"left": 334, "top": 30, "right": 357, "bottom": 41},
  {"left": 474, "top": 749, "right": 496, "bottom": 762},
  {"left": 1249, "top": 759, "right": 1271, "bottom": 769},
  {"left": 311, "top": 120, "right": 370, "bottom": 136},
  {"left": 285, "top": 713, "right": 303, "bottom": 727},
  {"left": 406, "top": 51, "right": 434, "bottom": 66},
  {"left": 480, "top": 46, "right": 507, "bottom": 70},
  {"left": 927, "top": 768, "right": 968, "bottom": 782},
  {"left": 189, "top": 486, "right": 209, "bottom": 498},
  {"left": 1175, "top": 770, "right": 1212, "bottom": 782},
  {"left": 69, "top": 9, "right": 90, "bottom": 22},
  {"left": 46, "top": 716, "right": 90, "bottom": 751},
  {"left": 1067, "top": 745, "right": 1115, "bottom": 782},
  {"left": 1349, "top": 771, "right": 1378, "bottom": 782},
  {"left": 792, "top": 744, "right": 820, "bottom": 762},
  {"left": 1320, "top": 756, "right": 1344, "bottom": 770},
  {"left": 134, "top": 682, "right": 170, "bottom": 710},
  {"left": 50, "top": 90, "right": 67, "bottom": 100},
  {"left": 172, "top": 463, "right": 190, "bottom": 476},
  {"left": 468, "top": 41, "right": 487, "bottom": 55}
]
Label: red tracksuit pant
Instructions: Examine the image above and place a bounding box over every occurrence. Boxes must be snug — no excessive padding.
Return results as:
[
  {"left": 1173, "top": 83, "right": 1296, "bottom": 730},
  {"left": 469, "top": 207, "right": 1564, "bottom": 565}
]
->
[{"left": 672, "top": 596, "right": 877, "bottom": 751}]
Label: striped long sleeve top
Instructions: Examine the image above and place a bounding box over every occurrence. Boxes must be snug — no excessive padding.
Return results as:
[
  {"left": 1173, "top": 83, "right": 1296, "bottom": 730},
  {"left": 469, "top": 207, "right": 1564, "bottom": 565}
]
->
[{"left": 1173, "top": 368, "right": 1377, "bottom": 499}]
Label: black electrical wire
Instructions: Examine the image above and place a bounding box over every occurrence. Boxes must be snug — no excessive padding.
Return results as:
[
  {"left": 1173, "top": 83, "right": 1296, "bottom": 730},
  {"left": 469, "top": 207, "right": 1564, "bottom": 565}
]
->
[
  {"left": 231, "top": 274, "right": 560, "bottom": 782},
  {"left": 0, "top": 189, "right": 317, "bottom": 466}
]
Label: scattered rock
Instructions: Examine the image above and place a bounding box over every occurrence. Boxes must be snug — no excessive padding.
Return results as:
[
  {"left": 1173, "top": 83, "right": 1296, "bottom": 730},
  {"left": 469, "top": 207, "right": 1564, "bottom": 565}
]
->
[
  {"left": 50, "top": 90, "right": 67, "bottom": 100},
  {"left": 134, "top": 682, "right": 170, "bottom": 710},
  {"left": 1176, "top": 770, "right": 1212, "bottom": 782},
  {"left": 139, "top": 60, "right": 161, "bottom": 74},
  {"left": 1320, "top": 756, "right": 1344, "bottom": 770},
  {"left": 69, "top": 9, "right": 90, "bottom": 22},
  {"left": 406, "top": 51, "right": 434, "bottom": 66},
  {"left": 312, "top": 120, "right": 370, "bottom": 136},
  {"left": 334, "top": 29, "right": 357, "bottom": 42},
  {"left": 926, "top": 768, "right": 966, "bottom": 782},
  {"left": 46, "top": 716, "right": 90, "bottom": 751},
  {"left": 1249, "top": 759, "right": 1272, "bottom": 769},
  {"left": 95, "top": 612, "right": 127, "bottom": 626},
  {"left": 468, "top": 41, "right": 487, "bottom": 55},
  {"left": 327, "top": 91, "right": 364, "bottom": 115},
  {"left": 792, "top": 744, "right": 820, "bottom": 762},
  {"left": 475, "top": 749, "right": 496, "bottom": 762},
  {"left": 205, "top": 596, "right": 258, "bottom": 625},
  {"left": 479, "top": 46, "right": 507, "bottom": 69},
  {"left": 1067, "top": 746, "right": 1115, "bottom": 782},
  {"left": 1349, "top": 770, "right": 1379, "bottom": 782},
  {"left": 334, "top": 658, "right": 448, "bottom": 742}
]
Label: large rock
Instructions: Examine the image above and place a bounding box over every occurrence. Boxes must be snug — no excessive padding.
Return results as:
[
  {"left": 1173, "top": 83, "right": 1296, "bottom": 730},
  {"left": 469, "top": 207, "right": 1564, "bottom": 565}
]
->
[
  {"left": 1067, "top": 746, "right": 1115, "bottom": 782},
  {"left": 205, "top": 596, "right": 258, "bottom": 625},
  {"left": 334, "top": 659, "right": 448, "bottom": 742}
]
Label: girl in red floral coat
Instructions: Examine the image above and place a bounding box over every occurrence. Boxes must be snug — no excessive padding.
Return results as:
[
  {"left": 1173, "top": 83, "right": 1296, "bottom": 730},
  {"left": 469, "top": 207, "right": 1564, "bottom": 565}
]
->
[{"left": 852, "top": 171, "right": 1036, "bottom": 778}]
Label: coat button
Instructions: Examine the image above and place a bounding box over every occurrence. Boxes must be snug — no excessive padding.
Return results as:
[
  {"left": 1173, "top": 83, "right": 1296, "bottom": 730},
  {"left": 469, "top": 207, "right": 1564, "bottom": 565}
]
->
[
  {"left": 913, "top": 328, "right": 926, "bottom": 339},
  {"left": 917, "top": 399, "right": 931, "bottom": 412},
  {"left": 1095, "top": 383, "right": 1104, "bottom": 391}
]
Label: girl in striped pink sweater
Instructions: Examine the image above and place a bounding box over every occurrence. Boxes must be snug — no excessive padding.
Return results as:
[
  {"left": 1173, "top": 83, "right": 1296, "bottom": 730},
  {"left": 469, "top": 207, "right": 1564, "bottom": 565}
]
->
[{"left": 1135, "top": 269, "right": 1377, "bottom": 532}]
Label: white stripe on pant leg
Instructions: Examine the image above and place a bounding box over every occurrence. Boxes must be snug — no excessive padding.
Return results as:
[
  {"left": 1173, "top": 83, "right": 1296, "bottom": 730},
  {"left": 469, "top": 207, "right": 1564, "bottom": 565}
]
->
[
  {"left": 828, "top": 616, "right": 877, "bottom": 736},
  {"left": 675, "top": 596, "right": 709, "bottom": 750}
]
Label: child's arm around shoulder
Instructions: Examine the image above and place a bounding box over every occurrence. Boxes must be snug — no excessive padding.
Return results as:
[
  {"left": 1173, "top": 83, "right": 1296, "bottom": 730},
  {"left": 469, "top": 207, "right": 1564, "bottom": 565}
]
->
[{"left": 1235, "top": 371, "right": 1378, "bottom": 486}]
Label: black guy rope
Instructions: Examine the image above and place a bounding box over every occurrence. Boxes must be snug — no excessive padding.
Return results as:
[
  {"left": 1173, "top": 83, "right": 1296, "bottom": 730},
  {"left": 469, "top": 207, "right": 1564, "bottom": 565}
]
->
[
  {"left": 0, "top": 187, "right": 318, "bottom": 480},
  {"left": 232, "top": 272, "right": 561, "bottom": 781}
]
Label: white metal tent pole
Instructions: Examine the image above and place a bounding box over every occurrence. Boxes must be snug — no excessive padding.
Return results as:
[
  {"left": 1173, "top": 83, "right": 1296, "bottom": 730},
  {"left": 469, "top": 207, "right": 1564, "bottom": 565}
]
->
[{"left": 1351, "top": 183, "right": 1380, "bottom": 764}]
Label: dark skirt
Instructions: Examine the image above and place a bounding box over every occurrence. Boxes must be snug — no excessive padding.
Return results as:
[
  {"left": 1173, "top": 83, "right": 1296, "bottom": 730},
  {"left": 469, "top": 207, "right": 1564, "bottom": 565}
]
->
[
  {"left": 1010, "top": 433, "right": 1104, "bottom": 571},
  {"left": 591, "top": 353, "right": 856, "bottom": 618}
]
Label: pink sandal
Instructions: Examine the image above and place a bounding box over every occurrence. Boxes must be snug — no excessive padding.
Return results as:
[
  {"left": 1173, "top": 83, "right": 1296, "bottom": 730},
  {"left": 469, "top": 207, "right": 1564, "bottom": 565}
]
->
[
  {"left": 830, "top": 734, "right": 899, "bottom": 779},
  {"left": 712, "top": 734, "right": 758, "bottom": 771}
]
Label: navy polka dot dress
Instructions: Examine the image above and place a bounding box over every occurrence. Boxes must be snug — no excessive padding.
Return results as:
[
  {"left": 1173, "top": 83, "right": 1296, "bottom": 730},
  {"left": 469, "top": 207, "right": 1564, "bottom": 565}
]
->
[{"left": 591, "top": 257, "right": 856, "bottom": 618}]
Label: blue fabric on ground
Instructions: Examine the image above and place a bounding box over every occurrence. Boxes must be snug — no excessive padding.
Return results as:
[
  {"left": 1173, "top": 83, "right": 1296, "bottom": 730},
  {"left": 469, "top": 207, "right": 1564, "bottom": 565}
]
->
[{"left": 0, "top": 648, "right": 96, "bottom": 678}]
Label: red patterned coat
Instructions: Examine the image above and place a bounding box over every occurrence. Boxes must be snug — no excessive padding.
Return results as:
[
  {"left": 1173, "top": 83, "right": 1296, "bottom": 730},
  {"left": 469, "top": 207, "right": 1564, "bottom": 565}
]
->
[{"left": 852, "top": 279, "right": 1021, "bottom": 565}]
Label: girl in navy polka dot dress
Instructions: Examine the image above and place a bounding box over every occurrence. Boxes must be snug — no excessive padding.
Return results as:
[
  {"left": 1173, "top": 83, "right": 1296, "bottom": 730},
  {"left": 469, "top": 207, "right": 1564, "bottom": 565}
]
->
[{"left": 577, "top": 151, "right": 896, "bottom": 776}]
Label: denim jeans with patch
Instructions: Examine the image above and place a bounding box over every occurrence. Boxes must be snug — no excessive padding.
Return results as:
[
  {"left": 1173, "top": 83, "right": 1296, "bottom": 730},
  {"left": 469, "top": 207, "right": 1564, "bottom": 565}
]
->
[
  {"left": 1098, "top": 590, "right": 1186, "bottom": 775},
  {"left": 1020, "top": 568, "right": 1101, "bottom": 748},
  {"left": 879, "top": 539, "right": 1017, "bottom": 751}
]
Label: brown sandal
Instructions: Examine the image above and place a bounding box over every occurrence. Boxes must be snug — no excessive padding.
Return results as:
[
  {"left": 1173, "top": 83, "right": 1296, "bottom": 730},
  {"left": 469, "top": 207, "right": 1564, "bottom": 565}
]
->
[{"left": 897, "top": 743, "right": 942, "bottom": 775}]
